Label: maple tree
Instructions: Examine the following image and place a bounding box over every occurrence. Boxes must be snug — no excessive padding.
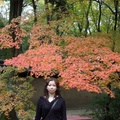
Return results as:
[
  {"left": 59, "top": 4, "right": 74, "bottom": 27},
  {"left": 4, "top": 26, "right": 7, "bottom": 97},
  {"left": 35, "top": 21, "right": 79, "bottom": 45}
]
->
[
  {"left": 3, "top": 24, "right": 120, "bottom": 97},
  {"left": 0, "top": 17, "right": 26, "bottom": 50}
]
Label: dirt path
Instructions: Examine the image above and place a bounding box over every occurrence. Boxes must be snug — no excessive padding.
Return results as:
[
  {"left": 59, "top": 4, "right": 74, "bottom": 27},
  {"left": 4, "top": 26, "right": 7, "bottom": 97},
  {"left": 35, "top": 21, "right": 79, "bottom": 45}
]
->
[{"left": 67, "top": 115, "right": 92, "bottom": 120}]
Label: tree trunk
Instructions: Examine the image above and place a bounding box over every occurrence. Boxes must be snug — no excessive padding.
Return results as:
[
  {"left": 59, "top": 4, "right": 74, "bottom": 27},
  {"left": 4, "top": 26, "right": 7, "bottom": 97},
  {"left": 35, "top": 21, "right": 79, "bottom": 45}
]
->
[
  {"left": 114, "top": 0, "right": 118, "bottom": 31},
  {"left": 44, "top": 0, "right": 68, "bottom": 35},
  {"left": 118, "top": 13, "right": 120, "bottom": 32},
  {"left": 8, "top": 109, "right": 19, "bottom": 120},
  {"left": 44, "top": 0, "right": 50, "bottom": 24},
  {"left": 9, "top": 0, "right": 23, "bottom": 57},
  {"left": 97, "top": 0, "right": 102, "bottom": 32},
  {"left": 84, "top": 0, "right": 92, "bottom": 37},
  {"left": 9, "top": 0, "right": 23, "bottom": 23},
  {"left": 32, "top": 0, "right": 37, "bottom": 23}
]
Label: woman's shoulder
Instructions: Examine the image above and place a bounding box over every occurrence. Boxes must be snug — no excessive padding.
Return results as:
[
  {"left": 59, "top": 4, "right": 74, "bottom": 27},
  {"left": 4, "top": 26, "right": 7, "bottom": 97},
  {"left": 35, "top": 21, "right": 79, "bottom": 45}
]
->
[
  {"left": 38, "top": 96, "right": 46, "bottom": 102},
  {"left": 57, "top": 95, "right": 65, "bottom": 102},
  {"left": 40, "top": 96, "right": 46, "bottom": 99}
]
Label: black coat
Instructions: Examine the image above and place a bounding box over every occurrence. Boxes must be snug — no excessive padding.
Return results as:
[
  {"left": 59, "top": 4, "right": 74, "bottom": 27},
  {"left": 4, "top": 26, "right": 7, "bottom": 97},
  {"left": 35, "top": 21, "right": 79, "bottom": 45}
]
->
[{"left": 35, "top": 95, "right": 67, "bottom": 120}]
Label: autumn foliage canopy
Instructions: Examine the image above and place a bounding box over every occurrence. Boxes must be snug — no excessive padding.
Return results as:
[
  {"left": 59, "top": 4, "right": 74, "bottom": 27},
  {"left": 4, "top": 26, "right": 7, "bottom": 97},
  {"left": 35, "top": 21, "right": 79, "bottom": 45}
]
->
[{"left": 1, "top": 21, "right": 120, "bottom": 97}]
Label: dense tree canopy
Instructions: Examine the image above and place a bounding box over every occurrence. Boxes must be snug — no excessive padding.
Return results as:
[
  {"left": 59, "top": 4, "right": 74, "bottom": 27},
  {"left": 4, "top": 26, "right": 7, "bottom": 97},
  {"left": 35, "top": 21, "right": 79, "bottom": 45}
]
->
[{"left": 3, "top": 24, "right": 120, "bottom": 97}]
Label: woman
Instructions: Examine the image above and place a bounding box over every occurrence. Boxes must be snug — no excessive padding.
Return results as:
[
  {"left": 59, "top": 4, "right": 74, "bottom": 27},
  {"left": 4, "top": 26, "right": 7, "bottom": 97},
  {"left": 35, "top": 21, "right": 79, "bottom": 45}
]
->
[{"left": 35, "top": 77, "right": 67, "bottom": 120}]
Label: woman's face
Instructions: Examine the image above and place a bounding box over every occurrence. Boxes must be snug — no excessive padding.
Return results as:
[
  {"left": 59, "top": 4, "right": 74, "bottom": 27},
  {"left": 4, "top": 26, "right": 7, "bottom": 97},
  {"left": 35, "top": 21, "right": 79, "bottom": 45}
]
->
[{"left": 47, "top": 80, "right": 57, "bottom": 94}]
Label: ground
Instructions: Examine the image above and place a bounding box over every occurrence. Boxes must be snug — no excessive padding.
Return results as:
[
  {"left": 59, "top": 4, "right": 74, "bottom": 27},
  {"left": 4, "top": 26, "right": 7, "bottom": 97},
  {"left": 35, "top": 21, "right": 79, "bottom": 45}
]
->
[{"left": 67, "top": 109, "right": 92, "bottom": 120}]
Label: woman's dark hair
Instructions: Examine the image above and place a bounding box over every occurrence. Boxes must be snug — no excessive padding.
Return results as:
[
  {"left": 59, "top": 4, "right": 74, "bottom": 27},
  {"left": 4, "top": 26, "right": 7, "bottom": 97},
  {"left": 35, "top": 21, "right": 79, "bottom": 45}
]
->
[{"left": 43, "top": 77, "right": 60, "bottom": 98}]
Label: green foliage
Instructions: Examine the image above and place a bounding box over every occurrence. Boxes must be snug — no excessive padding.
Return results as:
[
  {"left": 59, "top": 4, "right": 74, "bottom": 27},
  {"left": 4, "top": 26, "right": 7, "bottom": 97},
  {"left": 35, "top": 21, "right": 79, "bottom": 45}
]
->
[
  {"left": 21, "top": 37, "right": 29, "bottom": 53},
  {"left": 0, "top": 49, "right": 14, "bottom": 59},
  {"left": 0, "top": 114, "right": 8, "bottom": 120},
  {"left": 0, "top": 19, "right": 4, "bottom": 28},
  {"left": 0, "top": 66, "right": 35, "bottom": 120},
  {"left": 90, "top": 88, "right": 120, "bottom": 120},
  {"left": 109, "top": 31, "right": 120, "bottom": 53},
  {"left": 0, "top": 17, "right": 8, "bottom": 28}
]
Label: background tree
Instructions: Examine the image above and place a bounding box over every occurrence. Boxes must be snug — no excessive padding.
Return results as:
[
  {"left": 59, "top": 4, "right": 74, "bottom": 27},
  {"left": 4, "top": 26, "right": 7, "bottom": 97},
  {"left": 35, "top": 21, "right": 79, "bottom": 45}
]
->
[
  {"left": 4, "top": 24, "right": 120, "bottom": 97},
  {"left": 0, "top": 66, "right": 34, "bottom": 120},
  {"left": 9, "top": 0, "right": 23, "bottom": 23}
]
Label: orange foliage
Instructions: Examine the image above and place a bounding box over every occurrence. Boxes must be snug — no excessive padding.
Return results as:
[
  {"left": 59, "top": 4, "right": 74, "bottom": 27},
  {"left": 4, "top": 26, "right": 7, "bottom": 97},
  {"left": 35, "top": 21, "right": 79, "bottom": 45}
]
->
[
  {"left": 4, "top": 24, "right": 120, "bottom": 97},
  {"left": 0, "top": 17, "right": 27, "bottom": 49},
  {"left": 5, "top": 44, "right": 62, "bottom": 78},
  {"left": 29, "top": 25, "right": 61, "bottom": 49}
]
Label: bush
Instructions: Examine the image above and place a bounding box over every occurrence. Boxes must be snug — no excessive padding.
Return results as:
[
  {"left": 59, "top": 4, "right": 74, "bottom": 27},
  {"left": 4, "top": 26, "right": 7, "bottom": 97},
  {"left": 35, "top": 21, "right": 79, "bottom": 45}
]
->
[{"left": 90, "top": 89, "right": 120, "bottom": 120}]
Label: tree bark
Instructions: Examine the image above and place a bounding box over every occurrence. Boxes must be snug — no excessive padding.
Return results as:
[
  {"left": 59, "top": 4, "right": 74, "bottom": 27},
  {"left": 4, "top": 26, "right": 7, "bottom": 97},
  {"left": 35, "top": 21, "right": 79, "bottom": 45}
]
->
[
  {"left": 9, "top": 0, "right": 23, "bottom": 57},
  {"left": 32, "top": 0, "right": 37, "bottom": 23},
  {"left": 114, "top": 0, "right": 118, "bottom": 31},
  {"left": 9, "top": 0, "right": 23, "bottom": 23},
  {"left": 84, "top": 0, "right": 92, "bottom": 37},
  {"left": 97, "top": 0, "right": 102, "bottom": 32}
]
